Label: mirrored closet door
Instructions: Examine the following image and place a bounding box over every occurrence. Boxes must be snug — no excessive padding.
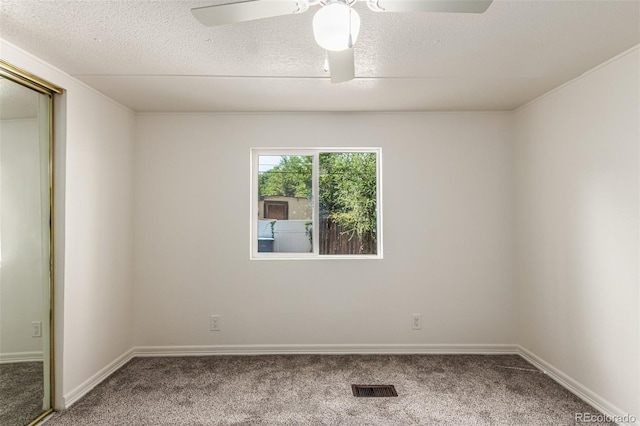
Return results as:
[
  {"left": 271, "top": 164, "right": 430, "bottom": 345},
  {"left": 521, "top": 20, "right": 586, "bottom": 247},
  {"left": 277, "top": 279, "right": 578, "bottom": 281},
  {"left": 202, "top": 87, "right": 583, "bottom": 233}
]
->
[{"left": 0, "top": 61, "right": 60, "bottom": 426}]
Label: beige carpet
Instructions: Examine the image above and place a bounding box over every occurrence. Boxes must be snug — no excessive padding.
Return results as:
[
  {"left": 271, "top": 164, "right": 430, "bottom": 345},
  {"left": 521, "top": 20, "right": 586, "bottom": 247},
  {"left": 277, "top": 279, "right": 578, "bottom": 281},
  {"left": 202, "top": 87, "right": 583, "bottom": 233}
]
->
[
  {"left": 46, "top": 354, "right": 613, "bottom": 425},
  {"left": 0, "top": 361, "right": 44, "bottom": 426}
]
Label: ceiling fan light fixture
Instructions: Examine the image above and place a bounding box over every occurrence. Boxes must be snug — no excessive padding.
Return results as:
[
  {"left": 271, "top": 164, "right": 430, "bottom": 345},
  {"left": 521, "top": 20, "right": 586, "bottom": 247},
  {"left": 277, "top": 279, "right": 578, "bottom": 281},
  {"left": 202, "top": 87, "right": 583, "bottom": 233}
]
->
[{"left": 312, "top": 2, "right": 360, "bottom": 51}]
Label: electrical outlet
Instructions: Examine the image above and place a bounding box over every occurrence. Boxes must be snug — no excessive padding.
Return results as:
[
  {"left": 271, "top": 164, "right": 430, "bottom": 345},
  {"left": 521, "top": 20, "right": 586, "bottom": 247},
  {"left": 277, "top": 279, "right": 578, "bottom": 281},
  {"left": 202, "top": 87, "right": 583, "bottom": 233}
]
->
[
  {"left": 32, "top": 321, "right": 42, "bottom": 337},
  {"left": 210, "top": 315, "right": 221, "bottom": 331},
  {"left": 412, "top": 314, "right": 422, "bottom": 330}
]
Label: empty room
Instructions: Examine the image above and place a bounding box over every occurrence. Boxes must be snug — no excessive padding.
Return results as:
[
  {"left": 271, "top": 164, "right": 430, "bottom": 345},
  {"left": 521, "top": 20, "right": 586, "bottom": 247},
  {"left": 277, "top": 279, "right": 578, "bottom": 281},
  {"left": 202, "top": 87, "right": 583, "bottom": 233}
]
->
[{"left": 0, "top": 0, "right": 638, "bottom": 425}]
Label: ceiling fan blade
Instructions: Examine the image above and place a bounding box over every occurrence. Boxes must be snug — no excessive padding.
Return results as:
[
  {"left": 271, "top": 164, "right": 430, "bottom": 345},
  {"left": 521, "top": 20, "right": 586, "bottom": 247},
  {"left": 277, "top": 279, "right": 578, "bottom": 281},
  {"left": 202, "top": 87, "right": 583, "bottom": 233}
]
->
[
  {"left": 328, "top": 49, "right": 355, "bottom": 83},
  {"left": 370, "top": 0, "right": 493, "bottom": 14},
  {"left": 192, "top": 0, "right": 303, "bottom": 26}
]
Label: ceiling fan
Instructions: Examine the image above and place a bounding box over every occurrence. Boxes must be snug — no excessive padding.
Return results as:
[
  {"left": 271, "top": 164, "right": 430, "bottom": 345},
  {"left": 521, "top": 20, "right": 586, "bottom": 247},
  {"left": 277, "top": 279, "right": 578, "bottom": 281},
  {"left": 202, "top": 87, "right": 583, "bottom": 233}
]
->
[{"left": 192, "top": 0, "right": 493, "bottom": 83}]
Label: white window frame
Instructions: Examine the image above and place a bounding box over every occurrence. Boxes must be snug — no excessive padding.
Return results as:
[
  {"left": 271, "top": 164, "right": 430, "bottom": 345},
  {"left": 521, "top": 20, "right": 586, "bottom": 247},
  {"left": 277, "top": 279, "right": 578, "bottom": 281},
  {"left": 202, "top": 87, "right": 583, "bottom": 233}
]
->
[{"left": 251, "top": 147, "right": 383, "bottom": 260}]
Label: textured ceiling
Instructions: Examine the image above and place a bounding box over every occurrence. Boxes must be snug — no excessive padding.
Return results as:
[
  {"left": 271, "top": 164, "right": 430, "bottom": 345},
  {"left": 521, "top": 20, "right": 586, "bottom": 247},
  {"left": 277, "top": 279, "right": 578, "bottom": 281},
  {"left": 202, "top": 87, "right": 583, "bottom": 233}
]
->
[{"left": 0, "top": 0, "right": 638, "bottom": 112}]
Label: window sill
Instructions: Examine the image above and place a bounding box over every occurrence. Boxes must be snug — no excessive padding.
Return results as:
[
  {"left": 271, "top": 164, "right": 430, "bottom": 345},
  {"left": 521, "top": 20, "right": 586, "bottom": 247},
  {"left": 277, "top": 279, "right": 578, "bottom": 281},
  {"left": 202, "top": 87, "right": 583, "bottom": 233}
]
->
[{"left": 250, "top": 254, "right": 383, "bottom": 261}]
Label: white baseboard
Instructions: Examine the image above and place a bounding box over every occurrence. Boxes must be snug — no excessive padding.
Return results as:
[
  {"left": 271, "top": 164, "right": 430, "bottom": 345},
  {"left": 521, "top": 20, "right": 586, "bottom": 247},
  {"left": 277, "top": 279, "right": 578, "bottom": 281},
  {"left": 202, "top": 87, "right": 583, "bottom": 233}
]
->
[
  {"left": 518, "top": 346, "right": 638, "bottom": 426},
  {"left": 63, "top": 348, "right": 134, "bottom": 409},
  {"left": 133, "top": 343, "right": 519, "bottom": 357},
  {"left": 0, "top": 351, "right": 43, "bottom": 363}
]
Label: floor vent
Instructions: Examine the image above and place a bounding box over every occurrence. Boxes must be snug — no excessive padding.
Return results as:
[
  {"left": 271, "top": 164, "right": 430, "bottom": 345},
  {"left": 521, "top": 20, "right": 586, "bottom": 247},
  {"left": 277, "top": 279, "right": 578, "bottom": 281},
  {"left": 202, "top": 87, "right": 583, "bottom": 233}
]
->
[{"left": 351, "top": 385, "right": 398, "bottom": 397}]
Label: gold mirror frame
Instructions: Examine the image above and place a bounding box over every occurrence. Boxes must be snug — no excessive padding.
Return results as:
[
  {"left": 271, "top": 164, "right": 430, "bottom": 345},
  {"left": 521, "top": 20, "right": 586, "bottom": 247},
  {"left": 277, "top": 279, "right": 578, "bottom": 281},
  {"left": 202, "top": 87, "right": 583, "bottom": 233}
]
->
[{"left": 0, "top": 59, "right": 62, "bottom": 425}]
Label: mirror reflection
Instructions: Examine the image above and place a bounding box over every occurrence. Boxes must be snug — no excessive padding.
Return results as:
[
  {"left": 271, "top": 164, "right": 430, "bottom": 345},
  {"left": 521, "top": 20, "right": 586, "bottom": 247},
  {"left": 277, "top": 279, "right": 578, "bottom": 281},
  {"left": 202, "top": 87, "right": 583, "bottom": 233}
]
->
[{"left": 0, "top": 75, "right": 52, "bottom": 425}]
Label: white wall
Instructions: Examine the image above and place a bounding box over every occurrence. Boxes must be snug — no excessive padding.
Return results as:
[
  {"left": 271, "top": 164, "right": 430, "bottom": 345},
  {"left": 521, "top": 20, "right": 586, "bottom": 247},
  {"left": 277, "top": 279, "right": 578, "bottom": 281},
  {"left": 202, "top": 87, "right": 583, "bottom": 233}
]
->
[
  {"left": 0, "top": 119, "right": 43, "bottom": 358},
  {"left": 514, "top": 48, "right": 639, "bottom": 418},
  {"left": 0, "top": 39, "right": 136, "bottom": 408},
  {"left": 134, "top": 113, "right": 515, "bottom": 348}
]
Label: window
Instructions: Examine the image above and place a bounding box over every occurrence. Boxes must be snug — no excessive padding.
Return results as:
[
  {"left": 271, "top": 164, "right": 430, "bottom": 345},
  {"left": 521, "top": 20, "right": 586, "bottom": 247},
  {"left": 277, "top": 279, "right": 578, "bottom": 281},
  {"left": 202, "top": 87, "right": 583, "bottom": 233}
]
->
[{"left": 251, "top": 148, "right": 382, "bottom": 259}]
